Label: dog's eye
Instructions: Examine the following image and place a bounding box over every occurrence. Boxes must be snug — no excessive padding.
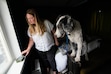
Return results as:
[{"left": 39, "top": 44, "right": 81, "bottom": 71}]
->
[
  {"left": 57, "top": 23, "right": 62, "bottom": 28},
  {"left": 58, "top": 25, "right": 60, "bottom": 28},
  {"left": 57, "top": 26, "right": 60, "bottom": 28}
]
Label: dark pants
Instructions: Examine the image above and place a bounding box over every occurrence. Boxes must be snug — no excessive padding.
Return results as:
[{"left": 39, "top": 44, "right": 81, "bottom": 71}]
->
[
  {"left": 37, "top": 45, "right": 58, "bottom": 74},
  {"left": 46, "top": 45, "right": 58, "bottom": 71}
]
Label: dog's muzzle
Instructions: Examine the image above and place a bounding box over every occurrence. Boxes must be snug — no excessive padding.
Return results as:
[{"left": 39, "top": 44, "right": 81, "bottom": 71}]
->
[{"left": 55, "top": 28, "right": 65, "bottom": 38}]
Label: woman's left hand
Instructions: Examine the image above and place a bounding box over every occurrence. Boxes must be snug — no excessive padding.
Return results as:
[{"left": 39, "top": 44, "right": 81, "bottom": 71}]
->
[{"left": 55, "top": 40, "right": 59, "bottom": 46}]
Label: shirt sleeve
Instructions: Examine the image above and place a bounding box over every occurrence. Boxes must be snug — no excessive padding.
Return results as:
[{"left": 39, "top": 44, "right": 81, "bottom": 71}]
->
[
  {"left": 44, "top": 20, "right": 54, "bottom": 33},
  {"left": 27, "top": 29, "right": 31, "bottom": 37}
]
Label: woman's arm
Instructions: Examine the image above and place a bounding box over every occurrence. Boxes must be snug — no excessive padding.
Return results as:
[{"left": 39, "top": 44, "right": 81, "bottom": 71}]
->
[
  {"left": 22, "top": 37, "right": 34, "bottom": 56},
  {"left": 51, "top": 28, "right": 59, "bottom": 46}
]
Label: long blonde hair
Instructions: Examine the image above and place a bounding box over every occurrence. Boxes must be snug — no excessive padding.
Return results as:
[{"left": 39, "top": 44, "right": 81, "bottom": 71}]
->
[{"left": 26, "top": 8, "right": 46, "bottom": 36}]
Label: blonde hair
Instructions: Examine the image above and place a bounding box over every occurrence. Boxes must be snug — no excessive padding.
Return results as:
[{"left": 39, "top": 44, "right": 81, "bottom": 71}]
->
[{"left": 26, "top": 8, "right": 46, "bottom": 36}]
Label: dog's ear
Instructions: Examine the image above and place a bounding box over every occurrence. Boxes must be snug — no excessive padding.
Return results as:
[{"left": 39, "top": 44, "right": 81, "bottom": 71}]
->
[
  {"left": 56, "top": 15, "right": 66, "bottom": 27},
  {"left": 65, "top": 15, "right": 71, "bottom": 24},
  {"left": 71, "top": 18, "right": 76, "bottom": 28},
  {"left": 56, "top": 14, "right": 72, "bottom": 27},
  {"left": 56, "top": 15, "right": 62, "bottom": 22}
]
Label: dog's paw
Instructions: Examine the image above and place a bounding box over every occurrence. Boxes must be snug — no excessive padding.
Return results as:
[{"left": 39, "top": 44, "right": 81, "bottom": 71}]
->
[{"left": 75, "top": 57, "right": 80, "bottom": 62}]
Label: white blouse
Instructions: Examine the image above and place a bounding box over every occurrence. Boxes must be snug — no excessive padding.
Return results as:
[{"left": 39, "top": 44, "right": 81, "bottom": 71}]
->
[{"left": 27, "top": 20, "right": 55, "bottom": 52}]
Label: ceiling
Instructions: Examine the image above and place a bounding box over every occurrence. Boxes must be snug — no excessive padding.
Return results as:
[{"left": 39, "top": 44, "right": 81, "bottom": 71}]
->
[
  {"left": 6, "top": 0, "right": 90, "bottom": 8},
  {"left": 7, "top": 0, "right": 111, "bottom": 11},
  {"left": 23, "top": 0, "right": 88, "bottom": 7}
]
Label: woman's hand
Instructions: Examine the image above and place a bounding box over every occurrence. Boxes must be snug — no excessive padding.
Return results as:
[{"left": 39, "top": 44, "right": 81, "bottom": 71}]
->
[
  {"left": 21, "top": 49, "right": 30, "bottom": 56},
  {"left": 22, "top": 37, "right": 34, "bottom": 56},
  {"left": 51, "top": 28, "right": 59, "bottom": 46},
  {"left": 55, "top": 40, "right": 59, "bottom": 46}
]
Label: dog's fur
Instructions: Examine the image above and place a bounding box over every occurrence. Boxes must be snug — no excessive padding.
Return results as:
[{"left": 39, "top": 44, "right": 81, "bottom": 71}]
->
[{"left": 55, "top": 15, "right": 83, "bottom": 62}]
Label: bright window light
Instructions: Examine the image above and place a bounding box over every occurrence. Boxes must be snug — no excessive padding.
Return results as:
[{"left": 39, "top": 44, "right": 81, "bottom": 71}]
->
[{"left": 0, "top": 25, "right": 12, "bottom": 74}]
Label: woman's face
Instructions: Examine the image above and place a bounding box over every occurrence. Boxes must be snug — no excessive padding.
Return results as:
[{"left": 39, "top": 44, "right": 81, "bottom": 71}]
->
[{"left": 26, "top": 13, "right": 35, "bottom": 25}]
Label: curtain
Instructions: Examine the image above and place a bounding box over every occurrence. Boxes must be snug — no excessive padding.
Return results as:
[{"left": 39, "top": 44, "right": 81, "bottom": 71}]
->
[{"left": 90, "top": 10, "right": 104, "bottom": 35}]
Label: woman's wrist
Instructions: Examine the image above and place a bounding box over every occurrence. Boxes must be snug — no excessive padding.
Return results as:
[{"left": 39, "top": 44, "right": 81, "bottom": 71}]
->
[{"left": 26, "top": 47, "right": 31, "bottom": 51}]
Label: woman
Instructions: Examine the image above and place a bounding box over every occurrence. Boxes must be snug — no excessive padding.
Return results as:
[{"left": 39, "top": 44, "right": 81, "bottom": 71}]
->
[{"left": 21, "top": 8, "right": 59, "bottom": 74}]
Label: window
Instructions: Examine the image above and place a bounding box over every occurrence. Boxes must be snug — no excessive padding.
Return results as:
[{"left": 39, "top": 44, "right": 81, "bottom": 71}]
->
[
  {"left": 0, "top": 25, "right": 12, "bottom": 74},
  {"left": 0, "top": 0, "right": 23, "bottom": 74}
]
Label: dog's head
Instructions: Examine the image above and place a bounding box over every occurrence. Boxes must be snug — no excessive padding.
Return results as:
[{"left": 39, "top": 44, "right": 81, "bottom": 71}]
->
[{"left": 55, "top": 15, "right": 75, "bottom": 38}]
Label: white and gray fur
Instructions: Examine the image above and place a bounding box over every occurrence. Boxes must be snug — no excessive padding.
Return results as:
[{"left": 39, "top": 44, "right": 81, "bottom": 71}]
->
[
  {"left": 55, "top": 15, "right": 102, "bottom": 62},
  {"left": 55, "top": 15, "right": 83, "bottom": 62}
]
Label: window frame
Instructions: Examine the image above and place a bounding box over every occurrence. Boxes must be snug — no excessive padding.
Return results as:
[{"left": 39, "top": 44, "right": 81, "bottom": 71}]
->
[
  {"left": 0, "top": 0, "right": 23, "bottom": 73},
  {"left": 0, "top": 25, "right": 13, "bottom": 74}
]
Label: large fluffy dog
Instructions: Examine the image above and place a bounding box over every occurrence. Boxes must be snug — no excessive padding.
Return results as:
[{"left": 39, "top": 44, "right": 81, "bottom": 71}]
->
[
  {"left": 55, "top": 15, "right": 83, "bottom": 62},
  {"left": 54, "top": 15, "right": 101, "bottom": 73}
]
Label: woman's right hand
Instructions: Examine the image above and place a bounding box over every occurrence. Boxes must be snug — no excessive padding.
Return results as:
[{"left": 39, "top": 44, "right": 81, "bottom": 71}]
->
[
  {"left": 21, "top": 49, "right": 30, "bottom": 56},
  {"left": 22, "top": 37, "right": 34, "bottom": 56}
]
